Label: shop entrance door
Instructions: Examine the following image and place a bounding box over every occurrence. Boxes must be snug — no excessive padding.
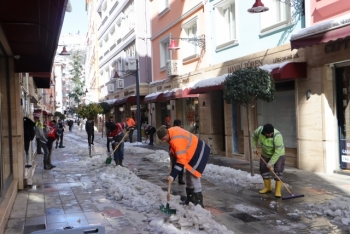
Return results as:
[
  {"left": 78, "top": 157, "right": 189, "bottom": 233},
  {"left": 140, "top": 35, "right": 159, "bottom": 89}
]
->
[{"left": 335, "top": 66, "right": 350, "bottom": 169}]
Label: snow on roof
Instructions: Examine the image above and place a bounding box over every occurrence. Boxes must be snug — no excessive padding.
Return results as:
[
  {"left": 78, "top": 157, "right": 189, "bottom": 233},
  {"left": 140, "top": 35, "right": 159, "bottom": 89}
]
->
[
  {"left": 259, "top": 61, "right": 291, "bottom": 72},
  {"left": 291, "top": 12, "right": 350, "bottom": 40},
  {"left": 192, "top": 74, "right": 229, "bottom": 89}
]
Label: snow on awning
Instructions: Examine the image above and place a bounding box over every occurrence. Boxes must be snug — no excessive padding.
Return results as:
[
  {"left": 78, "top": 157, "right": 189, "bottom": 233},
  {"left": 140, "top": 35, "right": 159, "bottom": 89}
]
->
[
  {"left": 144, "top": 91, "right": 170, "bottom": 103},
  {"left": 291, "top": 13, "right": 350, "bottom": 50},
  {"left": 114, "top": 96, "right": 144, "bottom": 106},
  {"left": 189, "top": 74, "right": 228, "bottom": 94},
  {"left": 101, "top": 99, "right": 118, "bottom": 106},
  {"left": 162, "top": 86, "right": 198, "bottom": 101},
  {"left": 260, "top": 62, "right": 307, "bottom": 81}
]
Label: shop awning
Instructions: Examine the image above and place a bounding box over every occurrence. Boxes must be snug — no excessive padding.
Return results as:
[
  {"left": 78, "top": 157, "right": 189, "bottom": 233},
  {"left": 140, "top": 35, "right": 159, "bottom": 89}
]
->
[
  {"left": 189, "top": 74, "right": 228, "bottom": 94},
  {"left": 101, "top": 99, "right": 118, "bottom": 106},
  {"left": 143, "top": 92, "right": 165, "bottom": 103},
  {"left": 290, "top": 13, "right": 350, "bottom": 50},
  {"left": 163, "top": 88, "right": 198, "bottom": 100},
  {"left": 29, "top": 72, "right": 51, "bottom": 88},
  {"left": 260, "top": 62, "right": 307, "bottom": 81},
  {"left": 114, "top": 96, "right": 144, "bottom": 106},
  {"left": 43, "top": 110, "right": 48, "bottom": 115},
  {"left": 0, "top": 0, "right": 69, "bottom": 72}
]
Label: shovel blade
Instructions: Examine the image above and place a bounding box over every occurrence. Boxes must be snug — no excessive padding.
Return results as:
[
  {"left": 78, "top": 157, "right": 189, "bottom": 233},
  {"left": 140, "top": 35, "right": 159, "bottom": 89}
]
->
[
  {"left": 282, "top": 194, "right": 304, "bottom": 200},
  {"left": 160, "top": 203, "right": 176, "bottom": 214},
  {"left": 105, "top": 157, "right": 112, "bottom": 164}
]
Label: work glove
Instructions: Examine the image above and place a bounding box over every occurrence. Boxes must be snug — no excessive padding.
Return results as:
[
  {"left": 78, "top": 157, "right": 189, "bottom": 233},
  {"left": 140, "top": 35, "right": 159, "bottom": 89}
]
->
[
  {"left": 266, "top": 163, "right": 273, "bottom": 170},
  {"left": 167, "top": 176, "right": 174, "bottom": 183}
]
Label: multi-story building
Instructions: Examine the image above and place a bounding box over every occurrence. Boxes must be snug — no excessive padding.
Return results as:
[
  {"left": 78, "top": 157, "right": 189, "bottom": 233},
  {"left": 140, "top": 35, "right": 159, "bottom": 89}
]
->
[
  {"left": 0, "top": 1, "right": 69, "bottom": 232},
  {"left": 147, "top": 0, "right": 207, "bottom": 136},
  {"left": 93, "top": 0, "right": 151, "bottom": 123}
]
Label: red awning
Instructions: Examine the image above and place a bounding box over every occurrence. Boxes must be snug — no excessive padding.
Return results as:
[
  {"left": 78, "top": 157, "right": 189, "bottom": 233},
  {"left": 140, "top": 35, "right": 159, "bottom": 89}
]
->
[
  {"left": 162, "top": 88, "right": 199, "bottom": 100},
  {"left": 42, "top": 110, "right": 48, "bottom": 115},
  {"left": 291, "top": 24, "right": 350, "bottom": 50},
  {"left": 114, "top": 96, "right": 144, "bottom": 106},
  {"left": 189, "top": 62, "right": 307, "bottom": 94},
  {"left": 162, "top": 89, "right": 183, "bottom": 101},
  {"left": 268, "top": 62, "right": 307, "bottom": 81},
  {"left": 189, "top": 84, "right": 223, "bottom": 94},
  {"left": 143, "top": 92, "right": 164, "bottom": 103}
]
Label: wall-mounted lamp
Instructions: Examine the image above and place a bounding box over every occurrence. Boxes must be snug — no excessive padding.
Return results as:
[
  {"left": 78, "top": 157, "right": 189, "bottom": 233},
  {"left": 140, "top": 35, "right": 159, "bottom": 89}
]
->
[
  {"left": 119, "top": 107, "right": 124, "bottom": 112},
  {"left": 306, "top": 90, "right": 311, "bottom": 100},
  {"left": 248, "top": 0, "right": 269, "bottom": 13},
  {"left": 172, "top": 105, "right": 174, "bottom": 110},
  {"left": 111, "top": 108, "right": 115, "bottom": 114},
  {"left": 59, "top": 46, "right": 70, "bottom": 56},
  {"left": 168, "top": 35, "right": 206, "bottom": 50},
  {"left": 203, "top": 101, "right": 206, "bottom": 107}
]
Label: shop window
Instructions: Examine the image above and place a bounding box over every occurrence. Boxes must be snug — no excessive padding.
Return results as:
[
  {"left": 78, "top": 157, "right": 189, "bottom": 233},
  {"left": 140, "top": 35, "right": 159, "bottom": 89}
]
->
[
  {"left": 257, "top": 81, "right": 296, "bottom": 148},
  {"left": 182, "top": 98, "right": 199, "bottom": 134}
]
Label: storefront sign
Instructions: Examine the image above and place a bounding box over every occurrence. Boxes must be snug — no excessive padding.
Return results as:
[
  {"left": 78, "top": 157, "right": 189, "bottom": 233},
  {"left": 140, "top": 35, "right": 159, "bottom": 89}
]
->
[
  {"left": 157, "top": 86, "right": 162, "bottom": 91},
  {"left": 340, "top": 139, "right": 350, "bottom": 169},
  {"left": 325, "top": 38, "right": 350, "bottom": 54},
  {"left": 164, "top": 85, "right": 171, "bottom": 89},
  {"left": 227, "top": 59, "right": 263, "bottom": 73},
  {"left": 272, "top": 53, "right": 299, "bottom": 63}
]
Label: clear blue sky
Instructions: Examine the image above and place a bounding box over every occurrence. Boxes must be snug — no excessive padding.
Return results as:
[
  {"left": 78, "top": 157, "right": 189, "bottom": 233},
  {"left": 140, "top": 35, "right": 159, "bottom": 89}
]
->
[{"left": 61, "top": 0, "right": 88, "bottom": 35}]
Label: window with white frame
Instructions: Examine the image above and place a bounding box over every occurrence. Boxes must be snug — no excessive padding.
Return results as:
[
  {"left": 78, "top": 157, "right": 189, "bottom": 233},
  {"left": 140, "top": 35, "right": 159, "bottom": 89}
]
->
[
  {"left": 182, "top": 18, "right": 197, "bottom": 59},
  {"left": 124, "top": 43, "right": 136, "bottom": 58},
  {"left": 260, "top": 0, "right": 291, "bottom": 33},
  {"left": 124, "top": 2, "right": 135, "bottom": 31},
  {"left": 158, "top": 0, "right": 169, "bottom": 14},
  {"left": 215, "top": 0, "right": 236, "bottom": 48},
  {"left": 117, "top": 58, "right": 123, "bottom": 77},
  {"left": 159, "top": 36, "right": 170, "bottom": 69}
]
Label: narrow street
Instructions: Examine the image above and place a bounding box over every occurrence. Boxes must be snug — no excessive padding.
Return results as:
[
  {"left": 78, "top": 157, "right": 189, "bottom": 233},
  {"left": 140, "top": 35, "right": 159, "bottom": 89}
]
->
[{"left": 5, "top": 127, "right": 350, "bottom": 233}]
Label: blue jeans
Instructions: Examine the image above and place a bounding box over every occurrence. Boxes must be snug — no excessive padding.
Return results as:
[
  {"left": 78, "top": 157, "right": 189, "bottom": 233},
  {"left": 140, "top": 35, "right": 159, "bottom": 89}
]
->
[{"left": 113, "top": 142, "right": 124, "bottom": 161}]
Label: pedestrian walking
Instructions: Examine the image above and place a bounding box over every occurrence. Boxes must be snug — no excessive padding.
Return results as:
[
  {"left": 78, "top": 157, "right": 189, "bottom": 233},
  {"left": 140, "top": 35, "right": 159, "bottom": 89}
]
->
[
  {"left": 144, "top": 125, "right": 156, "bottom": 145},
  {"left": 35, "top": 121, "right": 50, "bottom": 170},
  {"left": 68, "top": 119, "right": 73, "bottom": 131},
  {"left": 157, "top": 125, "right": 210, "bottom": 207},
  {"left": 110, "top": 122, "right": 128, "bottom": 166},
  {"left": 56, "top": 119, "right": 65, "bottom": 148},
  {"left": 170, "top": 119, "right": 185, "bottom": 185},
  {"left": 125, "top": 116, "right": 136, "bottom": 143},
  {"left": 105, "top": 116, "right": 115, "bottom": 152},
  {"left": 252, "top": 123, "right": 286, "bottom": 198},
  {"left": 23, "top": 117, "right": 36, "bottom": 168},
  {"left": 85, "top": 118, "right": 95, "bottom": 146},
  {"left": 46, "top": 120, "right": 57, "bottom": 169}
]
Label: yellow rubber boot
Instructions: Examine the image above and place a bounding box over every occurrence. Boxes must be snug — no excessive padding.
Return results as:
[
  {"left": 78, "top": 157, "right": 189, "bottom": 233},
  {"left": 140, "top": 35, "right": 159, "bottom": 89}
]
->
[
  {"left": 259, "top": 179, "right": 272, "bottom": 194},
  {"left": 275, "top": 181, "right": 282, "bottom": 198}
]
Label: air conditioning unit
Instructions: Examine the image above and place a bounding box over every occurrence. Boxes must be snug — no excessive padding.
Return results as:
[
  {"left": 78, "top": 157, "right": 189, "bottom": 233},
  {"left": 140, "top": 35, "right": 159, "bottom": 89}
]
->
[
  {"left": 125, "top": 57, "right": 137, "bottom": 71},
  {"left": 166, "top": 60, "right": 179, "bottom": 77},
  {"left": 116, "top": 78, "right": 124, "bottom": 89},
  {"left": 107, "top": 83, "right": 114, "bottom": 92}
]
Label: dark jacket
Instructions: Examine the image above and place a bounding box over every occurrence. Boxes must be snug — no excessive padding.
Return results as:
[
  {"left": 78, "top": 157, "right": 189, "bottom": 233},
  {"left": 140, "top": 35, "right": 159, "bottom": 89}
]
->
[
  {"left": 85, "top": 120, "right": 94, "bottom": 133},
  {"left": 145, "top": 126, "right": 156, "bottom": 135},
  {"left": 23, "top": 117, "right": 36, "bottom": 140}
]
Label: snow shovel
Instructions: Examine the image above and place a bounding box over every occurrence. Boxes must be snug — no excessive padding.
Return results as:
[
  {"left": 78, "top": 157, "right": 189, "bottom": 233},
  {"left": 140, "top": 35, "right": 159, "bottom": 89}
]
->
[
  {"left": 105, "top": 130, "right": 130, "bottom": 164},
  {"left": 255, "top": 152, "right": 304, "bottom": 200},
  {"left": 160, "top": 180, "right": 176, "bottom": 214}
]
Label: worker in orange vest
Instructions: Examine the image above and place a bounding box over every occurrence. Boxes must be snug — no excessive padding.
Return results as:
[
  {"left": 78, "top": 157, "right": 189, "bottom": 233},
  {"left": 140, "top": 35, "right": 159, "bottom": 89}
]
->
[
  {"left": 125, "top": 116, "right": 136, "bottom": 143},
  {"left": 157, "top": 125, "right": 210, "bottom": 208}
]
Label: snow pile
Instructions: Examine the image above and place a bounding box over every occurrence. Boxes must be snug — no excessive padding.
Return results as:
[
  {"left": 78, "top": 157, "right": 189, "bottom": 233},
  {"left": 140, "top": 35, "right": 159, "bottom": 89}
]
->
[{"left": 312, "top": 196, "right": 350, "bottom": 225}]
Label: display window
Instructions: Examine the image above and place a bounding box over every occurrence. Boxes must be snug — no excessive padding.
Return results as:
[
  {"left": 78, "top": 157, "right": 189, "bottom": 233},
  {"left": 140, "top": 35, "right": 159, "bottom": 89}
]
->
[{"left": 182, "top": 98, "right": 199, "bottom": 134}]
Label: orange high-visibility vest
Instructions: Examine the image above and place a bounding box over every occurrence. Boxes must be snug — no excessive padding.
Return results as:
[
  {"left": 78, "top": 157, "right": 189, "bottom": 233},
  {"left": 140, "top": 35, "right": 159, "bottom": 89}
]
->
[
  {"left": 168, "top": 127, "right": 204, "bottom": 177},
  {"left": 126, "top": 118, "right": 136, "bottom": 127}
]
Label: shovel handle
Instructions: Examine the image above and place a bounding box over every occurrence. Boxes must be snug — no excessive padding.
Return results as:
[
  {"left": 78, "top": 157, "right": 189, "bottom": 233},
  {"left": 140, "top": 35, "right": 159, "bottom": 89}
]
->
[
  {"left": 167, "top": 180, "right": 171, "bottom": 201},
  {"left": 110, "top": 130, "right": 130, "bottom": 157},
  {"left": 255, "top": 151, "right": 293, "bottom": 195}
]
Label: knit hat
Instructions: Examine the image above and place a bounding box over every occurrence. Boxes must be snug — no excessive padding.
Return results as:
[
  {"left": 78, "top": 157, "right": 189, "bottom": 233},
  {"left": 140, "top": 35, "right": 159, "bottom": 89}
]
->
[
  {"left": 173, "top": 119, "right": 182, "bottom": 127},
  {"left": 157, "top": 125, "right": 168, "bottom": 140},
  {"left": 262, "top": 123, "right": 274, "bottom": 134}
]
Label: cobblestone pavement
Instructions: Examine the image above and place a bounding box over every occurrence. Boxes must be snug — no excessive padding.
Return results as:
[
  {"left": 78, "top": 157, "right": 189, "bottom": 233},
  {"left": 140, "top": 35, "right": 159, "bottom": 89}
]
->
[{"left": 4, "top": 126, "right": 350, "bottom": 233}]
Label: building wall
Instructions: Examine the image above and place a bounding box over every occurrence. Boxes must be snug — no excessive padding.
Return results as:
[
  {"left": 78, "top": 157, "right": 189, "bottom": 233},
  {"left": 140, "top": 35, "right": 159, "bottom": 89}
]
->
[{"left": 310, "top": 0, "right": 350, "bottom": 25}]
